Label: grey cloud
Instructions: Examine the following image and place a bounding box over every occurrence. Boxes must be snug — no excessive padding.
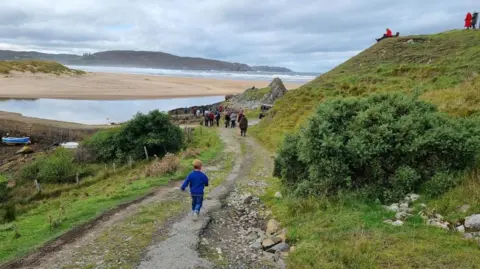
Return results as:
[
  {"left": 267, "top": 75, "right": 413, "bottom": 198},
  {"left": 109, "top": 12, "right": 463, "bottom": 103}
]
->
[{"left": 0, "top": 0, "right": 477, "bottom": 72}]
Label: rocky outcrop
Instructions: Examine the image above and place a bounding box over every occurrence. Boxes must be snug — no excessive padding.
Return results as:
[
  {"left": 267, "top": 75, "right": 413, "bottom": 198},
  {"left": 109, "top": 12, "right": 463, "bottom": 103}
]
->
[
  {"left": 264, "top": 78, "right": 288, "bottom": 104},
  {"left": 251, "top": 66, "right": 293, "bottom": 73},
  {"left": 226, "top": 77, "right": 288, "bottom": 109}
]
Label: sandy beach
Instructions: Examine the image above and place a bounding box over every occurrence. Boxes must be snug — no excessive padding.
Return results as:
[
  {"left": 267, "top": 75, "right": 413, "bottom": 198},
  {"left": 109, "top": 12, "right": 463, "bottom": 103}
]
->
[{"left": 0, "top": 72, "right": 303, "bottom": 100}]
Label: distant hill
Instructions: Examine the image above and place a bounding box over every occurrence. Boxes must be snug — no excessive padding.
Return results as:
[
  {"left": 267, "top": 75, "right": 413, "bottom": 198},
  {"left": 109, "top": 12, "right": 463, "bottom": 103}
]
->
[{"left": 0, "top": 50, "right": 293, "bottom": 72}]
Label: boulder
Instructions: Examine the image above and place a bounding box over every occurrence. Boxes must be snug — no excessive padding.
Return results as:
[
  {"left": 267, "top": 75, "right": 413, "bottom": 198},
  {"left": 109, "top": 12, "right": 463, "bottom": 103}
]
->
[
  {"left": 465, "top": 214, "right": 480, "bottom": 232},
  {"left": 264, "top": 78, "right": 288, "bottom": 104},
  {"left": 456, "top": 225, "right": 466, "bottom": 233},
  {"left": 266, "top": 219, "right": 280, "bottom": 235},
  {"left": 266, "top": 243, "right": 290, "bottom": 253},
  {"left": 16, "top": 146, "right": 33, "bottom": 154},
  {"left": 385, "top": 203, "right": 399, "bottom": 212},
  {"left": 274, "top": 192, "right": 283, "bottom": 199},
  {"left": 249, "top": 242, "right": 262, "bottom": 250},
  {"left": 262, "top": 238, "right": 276, "bottom": 248}
]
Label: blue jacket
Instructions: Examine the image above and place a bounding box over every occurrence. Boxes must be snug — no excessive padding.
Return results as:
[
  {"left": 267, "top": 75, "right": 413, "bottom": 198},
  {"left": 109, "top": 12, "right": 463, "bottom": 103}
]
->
[{"left": 181, "top": 170, "right": 209, "bottom": 195}]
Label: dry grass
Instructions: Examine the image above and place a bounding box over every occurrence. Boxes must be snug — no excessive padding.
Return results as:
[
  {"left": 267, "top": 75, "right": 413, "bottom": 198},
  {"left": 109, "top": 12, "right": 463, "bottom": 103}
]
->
[
  {"left": 145, "top": 153, "right": 181, "bottom": 177},
  {"left": 0, "top": 60, "right": 85, "bottom": 75},
  {"left": 181, "top": 148, "right": 201, "bottom": 158}
]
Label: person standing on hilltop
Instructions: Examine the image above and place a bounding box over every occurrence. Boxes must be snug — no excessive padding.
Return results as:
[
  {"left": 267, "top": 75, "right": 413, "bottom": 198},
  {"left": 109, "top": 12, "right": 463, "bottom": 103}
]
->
[
  {"left": 465, "top": 12, "right": 473, "bottom": 29},
  {"left": 472, "top": 12, "right": 479, "bottom": 29},
  {"left": 181, "top": 159, "right": 209, "bottom": 221}
]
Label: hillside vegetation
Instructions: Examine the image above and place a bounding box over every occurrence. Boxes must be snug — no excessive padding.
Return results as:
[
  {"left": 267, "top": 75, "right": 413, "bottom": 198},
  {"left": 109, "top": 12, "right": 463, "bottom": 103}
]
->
[
  {"left": 0, "top": 60, "right": 85, "bottom": 75},
  {"left": 252, "top": 30, "right": 480, "bottom": 149},
  {"left": 253, "top": 30, "right": 480, "bottom": 268}
]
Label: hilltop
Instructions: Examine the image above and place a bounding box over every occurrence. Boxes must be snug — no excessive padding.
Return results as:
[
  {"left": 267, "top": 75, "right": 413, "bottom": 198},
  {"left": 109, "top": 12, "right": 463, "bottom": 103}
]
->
[
  {"left": 252, "top": 30, "right": 480, "bottom": 149},
  {"left": 0, "top": 60, "right": 85, "bottom": 75},
  {"left": 0, "top": 50, "right": 293, "bottom": 72}
]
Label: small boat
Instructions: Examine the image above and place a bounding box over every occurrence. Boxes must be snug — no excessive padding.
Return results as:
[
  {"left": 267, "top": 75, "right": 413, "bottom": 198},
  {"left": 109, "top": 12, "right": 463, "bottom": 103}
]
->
[{"left": 2, "top": 137, "right": 31, "bottom": 145}]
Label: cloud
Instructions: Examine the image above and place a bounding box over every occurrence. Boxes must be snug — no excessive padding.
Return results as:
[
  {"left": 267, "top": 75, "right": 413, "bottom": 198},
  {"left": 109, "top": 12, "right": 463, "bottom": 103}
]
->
[{"left": 0, "top": 0, "right": 477, "bottom": 72}]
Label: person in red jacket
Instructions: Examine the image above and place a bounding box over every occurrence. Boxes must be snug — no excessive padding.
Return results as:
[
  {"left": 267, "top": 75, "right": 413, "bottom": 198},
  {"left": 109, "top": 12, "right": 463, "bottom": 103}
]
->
[
  {"left": 465, "top": 12, "right": 473, "bottom": 29},
  {"left": 376, "top": 28, "right": 395, "bottom": 42}
]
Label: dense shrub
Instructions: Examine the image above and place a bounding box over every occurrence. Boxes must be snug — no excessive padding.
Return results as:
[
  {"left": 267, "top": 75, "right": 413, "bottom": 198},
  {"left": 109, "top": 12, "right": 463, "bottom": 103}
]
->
[
  {"left": 0, "top": 182, "right": 9, "bottom": 203},
  {"left": 145, "top": 153, "right": 181, "bottom": 177},
  {"left": 275, "top": 93, "right": 480, "bottom": 202},
  {"left": 2, "top": 203, "right": 16, "bottom": 222},
  {"left": 83, "top": 110, "right": 184, "bottom": 162},
  {"left": 20, "top": 148, "right": 78, "bottom": 183}
]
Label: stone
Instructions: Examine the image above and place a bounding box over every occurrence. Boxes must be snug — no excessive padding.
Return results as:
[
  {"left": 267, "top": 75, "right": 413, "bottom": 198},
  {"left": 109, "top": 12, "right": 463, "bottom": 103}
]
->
[
  {"left": 262, "top": 238, "right": 276, "bottom": 248},
  {"left": 386, "top": 203, "right": 399, "bottom": 212},
  {"left": 290, "top": 246, "right": 296, "bottom": 252},
  {"left": 266, "top": 219, "right": 280, "bottom": 235},
  {"left": 240, "top": 193, "right": 253, "bottom": 204},
  {"left": 266, "top": 243, "right": 290, "bottom": 253},
  {"left": 249, "top": 242, "right": 262, "bottom": 250},
  {"left": 272, "top": 236, "right": 282, "bottom": 244},
  {"left": 395, "top": 212, "right": 409, "bottom": 220},
  {"left": 428, "top": 220, "right": 449, "bottom": 230},
  {"left": 405, "top": 193, "right": 420, "bottom": 202},
  {"left": 458, "top": 204, "right": 471, "bottom": 213},
  {"left": 464, "top": 233, "right": 474, "bottom": 240},
  {"left": 399, "top": 203, "right": 409, "bottom": 211},
  {"left": 420, "top": 203, "right": 427, "bottom": 209},
  {"left": 392, "top": 220, "right": 404, "bottom": 226},
  {"left": 274, "top": 192, "right": 283, "bottom": 199},
  {"left": 216, "top": 247, "right": 223, "bottom": 255},
  {"left": 16, "top": 146, "right": 33, "bottom": 154},
  {"left": 465, "top": 214, "right": 480, "bottom": 232},
  {"left": 456, "top": 225, "right": 466, "bottom": 233}
]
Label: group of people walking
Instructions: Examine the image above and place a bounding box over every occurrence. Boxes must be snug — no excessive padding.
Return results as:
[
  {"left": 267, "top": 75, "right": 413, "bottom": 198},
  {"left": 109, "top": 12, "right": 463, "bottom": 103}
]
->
[
  {"left": 202, "top": 108, "right": 249, "bottom": 137},
  {"left": 465, "top": 12, "right": 479, "bottom": 29}
]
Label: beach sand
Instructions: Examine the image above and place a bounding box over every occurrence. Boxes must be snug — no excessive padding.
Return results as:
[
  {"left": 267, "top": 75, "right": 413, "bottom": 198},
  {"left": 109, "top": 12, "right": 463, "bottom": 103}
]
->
[{"left": 0, "top": 72, "right": 303, "bottom": 100}]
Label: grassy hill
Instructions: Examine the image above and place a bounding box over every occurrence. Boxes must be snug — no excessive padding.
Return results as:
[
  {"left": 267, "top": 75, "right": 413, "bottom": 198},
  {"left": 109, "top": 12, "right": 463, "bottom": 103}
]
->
[
  {"left": 252, "top": 30, "right": 480, "bottom": 150},
  {"left": 0, "top": 60, "right": 85, "bottom": 75}
]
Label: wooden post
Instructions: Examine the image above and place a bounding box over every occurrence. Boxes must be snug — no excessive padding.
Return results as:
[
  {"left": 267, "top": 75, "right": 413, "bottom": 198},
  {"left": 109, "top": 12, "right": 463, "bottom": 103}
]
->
[
  {"left": 76, "top": 172, "right": 79, "bottom": 185},
  {"left": 129, "top": 156, "right": 133, "bottom": 168},
  {"left": 144, "top": 146, "right": 149, "bottom": 160},
  {"left": 34, "top": 180, "right": 41, "bottom": 192},
  {"left": 113, "top": 163, "right": 116, "bottom": 173},
  {"left": 104, "top": 163, "right": 107, "bottom": 170}
]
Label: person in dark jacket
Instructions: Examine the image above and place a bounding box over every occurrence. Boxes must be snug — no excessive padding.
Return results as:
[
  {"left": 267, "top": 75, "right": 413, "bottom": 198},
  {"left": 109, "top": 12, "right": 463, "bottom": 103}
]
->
[
  {"left": 224, "top": 112, "right": 231, "bottom": 128},
  {"left": 215, "top": 111, "right": 221, "bottom": 127},
  {"left": 239, "top": 116, "right": 248, "bottom": 137},
  {"left": 472, "top": 12, "right": 479, "bottom": 29},
  {"left": 181, "top": 159, "right": 209, "bottom": 220}
]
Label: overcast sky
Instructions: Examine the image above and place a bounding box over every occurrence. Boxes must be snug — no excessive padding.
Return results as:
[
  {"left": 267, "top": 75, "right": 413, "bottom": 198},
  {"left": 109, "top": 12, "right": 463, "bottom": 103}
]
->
[{"left": 0, "top": 1, "right": 477, "bottom": 72}]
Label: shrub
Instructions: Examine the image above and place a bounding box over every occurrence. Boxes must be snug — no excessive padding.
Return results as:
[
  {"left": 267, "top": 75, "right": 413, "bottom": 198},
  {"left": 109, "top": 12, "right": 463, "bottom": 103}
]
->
[
  {"left": 3, "top": 203, "right": 16, "bottom": 222},
  {"left": 145, "top": 153, "right": 181, "bottom": 177},
  {"left": 276, "top": 93, "right": 480, "bottom": 202},
  {"left": 83, "top": 110, "right": 184, "bottom": 162},
  {"left": 20, "top": 148, "right": 78, "bottom": 183},
  {"left": 422, "top": 172, "right": 463, "bottom": 197},
  {"left": 0, "top": 181, "right": 9, "bottom": 203}
]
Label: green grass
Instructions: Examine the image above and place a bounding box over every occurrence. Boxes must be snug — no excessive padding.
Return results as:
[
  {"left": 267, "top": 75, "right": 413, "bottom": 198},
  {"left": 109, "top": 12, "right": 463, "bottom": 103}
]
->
[
  {"left": 0, "top": 175, "right": 7, "bottom": 183},
  {"left": 261, "top": 177, "right": 480, "bottom": 269},
  {"left": 0, "top": 60, "right": 85, "bottom": 75},
  {"left": 251, "top": 30, "right": 480, "bottom": 150},
  {"left": 0, "top": 126, "right": 223, "bottom": 264},
  {"left": 243, "top": 87, "right": 271, "bottom": 101}
]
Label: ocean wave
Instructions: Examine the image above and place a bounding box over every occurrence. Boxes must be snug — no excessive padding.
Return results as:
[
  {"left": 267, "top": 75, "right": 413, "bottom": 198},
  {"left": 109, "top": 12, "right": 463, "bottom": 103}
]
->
[{"left": 67, "top": 65, "right": 317, "bottom": 83}]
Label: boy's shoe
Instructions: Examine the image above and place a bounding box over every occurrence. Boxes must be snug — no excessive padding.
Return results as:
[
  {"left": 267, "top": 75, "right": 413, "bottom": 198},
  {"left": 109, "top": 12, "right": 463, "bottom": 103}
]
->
[{"left": 192, "top": 211, "right": 199, "bottom": 221}]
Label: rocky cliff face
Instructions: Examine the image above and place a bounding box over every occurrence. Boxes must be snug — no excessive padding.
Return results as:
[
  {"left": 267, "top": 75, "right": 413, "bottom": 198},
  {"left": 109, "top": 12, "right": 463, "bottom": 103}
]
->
[{"left": 227, "top": 77, "right": 288, "bottom": 109}]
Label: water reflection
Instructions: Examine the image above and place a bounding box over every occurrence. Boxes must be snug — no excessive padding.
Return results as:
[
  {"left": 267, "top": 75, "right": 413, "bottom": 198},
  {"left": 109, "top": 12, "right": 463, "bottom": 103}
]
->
[{"left": 0, "top": 96, "right": 224, "bottom": 124}]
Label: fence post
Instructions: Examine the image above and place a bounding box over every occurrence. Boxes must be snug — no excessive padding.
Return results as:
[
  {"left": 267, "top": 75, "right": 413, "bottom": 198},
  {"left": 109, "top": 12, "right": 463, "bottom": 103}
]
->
[
  {"left": 129, "top": 156, "right": 133, "bottom": 168},
  {"left": 34, "top": 180, "right": 42, "bottom": 192},
  {"left": 113, "top": 162, "right": 116, "bottom": 173},
  {"left": 76, "top": 172, "right": 79, "bottom": 185},
  {"left": 144, "top": 146, "right": 149, "bottom": 160}
]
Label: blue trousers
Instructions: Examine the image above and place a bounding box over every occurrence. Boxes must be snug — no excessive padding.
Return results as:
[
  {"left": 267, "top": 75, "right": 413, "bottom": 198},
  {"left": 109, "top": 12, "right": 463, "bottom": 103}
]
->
[{"left": 191, "top": 194, "right": 204, "bottom": 213}]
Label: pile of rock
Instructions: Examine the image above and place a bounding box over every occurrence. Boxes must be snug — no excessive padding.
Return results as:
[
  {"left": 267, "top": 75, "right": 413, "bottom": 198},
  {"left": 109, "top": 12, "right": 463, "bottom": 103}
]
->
[{"left": 383, "top": 193, "right": 420, "bottom": 226}]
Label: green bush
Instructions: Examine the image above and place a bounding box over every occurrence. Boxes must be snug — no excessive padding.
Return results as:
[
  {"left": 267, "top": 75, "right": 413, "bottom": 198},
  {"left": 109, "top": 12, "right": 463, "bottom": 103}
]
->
[
  {"left": 0, "top": 182, "right": 9, "bottom": 203},
  {"left": 2, "top": 203, "right": 16, "bottom": 222},
  {"left": 20, "top": 148, "right": 78, "bottom": 183},
  {"left": 422, "top": 172, "right": 462, "bottom": 197},
  {"left": 83, "top": 110, "right": 184, "bottom": 162},
  {"left": 276, "top": 93, "right": 480, "bottom": 202}
]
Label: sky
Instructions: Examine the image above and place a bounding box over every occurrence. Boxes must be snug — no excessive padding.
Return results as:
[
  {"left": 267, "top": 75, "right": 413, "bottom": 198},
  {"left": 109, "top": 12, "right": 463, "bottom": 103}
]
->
[{"left": 0, "top": 1, "right": 477, "bottom": 72}]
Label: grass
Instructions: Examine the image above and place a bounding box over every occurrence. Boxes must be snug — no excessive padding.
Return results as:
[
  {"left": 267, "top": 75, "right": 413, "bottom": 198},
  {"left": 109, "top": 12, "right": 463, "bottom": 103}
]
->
[
  {"left": 0, "top": 126, "right": 223, "bottom": 264},
  {"left": 0, "top": 174, "right": 7, "bottom": 183},
  {"left": 261, "top": 176, "right": 480, "bottom": 269},
  {"left": 251, "top": 30, "right": 480, "bottom": 150},
  {"left": 243, "top": 87, "right": 271, "bottom": 101},
  {"left": 0, "top": 60, "right": 85, "bottom": 75}
]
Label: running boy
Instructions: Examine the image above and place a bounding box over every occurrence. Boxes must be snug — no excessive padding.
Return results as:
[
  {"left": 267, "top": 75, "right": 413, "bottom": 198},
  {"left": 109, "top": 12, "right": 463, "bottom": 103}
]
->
[{"left": 181, "top": 159, "right": 209, "bottom": 220}]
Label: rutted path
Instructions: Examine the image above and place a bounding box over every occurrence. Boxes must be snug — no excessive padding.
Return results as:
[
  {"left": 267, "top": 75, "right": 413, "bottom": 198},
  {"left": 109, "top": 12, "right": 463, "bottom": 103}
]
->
[
  {"left": 137, "top": 128, "right": 245, "bottom": 269},
  {"left": 4, "top": 126, "right": 278, "bottom": 269}
]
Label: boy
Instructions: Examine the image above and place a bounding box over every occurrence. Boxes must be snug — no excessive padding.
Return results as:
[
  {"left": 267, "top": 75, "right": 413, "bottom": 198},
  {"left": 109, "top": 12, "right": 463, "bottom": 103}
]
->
[{"left": 181, "top": 159, "right": 209, "bottom": 220}]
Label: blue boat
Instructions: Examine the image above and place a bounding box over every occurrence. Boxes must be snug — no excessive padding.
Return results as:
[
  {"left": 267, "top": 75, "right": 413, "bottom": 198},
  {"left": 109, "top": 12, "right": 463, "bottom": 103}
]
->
[{"left": 1, "top": 137, "right": 31, "bottom": 145}]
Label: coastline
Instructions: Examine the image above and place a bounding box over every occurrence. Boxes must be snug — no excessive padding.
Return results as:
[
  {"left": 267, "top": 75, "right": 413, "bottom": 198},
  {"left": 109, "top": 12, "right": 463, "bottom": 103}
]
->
[{"left": 0, "top": 72, "right": 303, "bottom": 100}]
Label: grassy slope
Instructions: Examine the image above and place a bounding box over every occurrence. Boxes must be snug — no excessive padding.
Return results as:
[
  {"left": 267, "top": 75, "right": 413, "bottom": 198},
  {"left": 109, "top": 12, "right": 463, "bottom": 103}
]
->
[
  {"left": 0, "top": 127, "right": 221, "bottom": 263},
  {"left": 252, "top": 30, "right": 480, "bottom": 150},
  {"left": 252, "top": 30, "right": 480, "bottom": 268},
  {"left": 0, "top": 60, "right": 85, "bottom": 75}
]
